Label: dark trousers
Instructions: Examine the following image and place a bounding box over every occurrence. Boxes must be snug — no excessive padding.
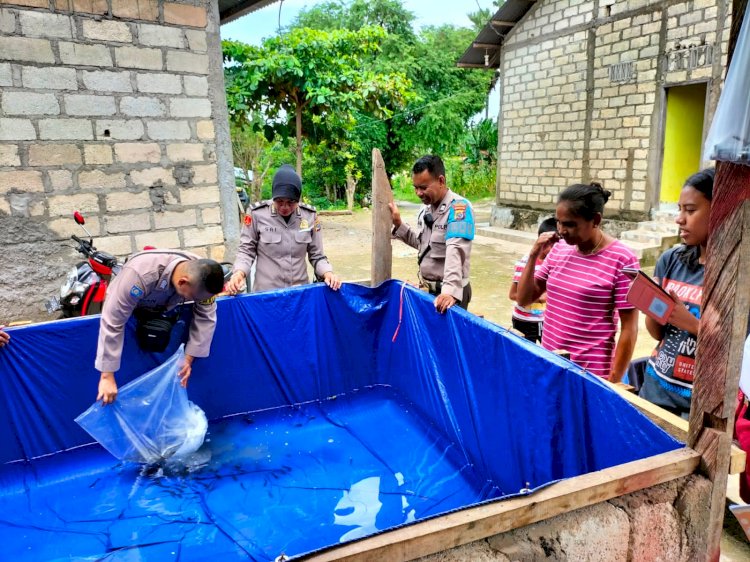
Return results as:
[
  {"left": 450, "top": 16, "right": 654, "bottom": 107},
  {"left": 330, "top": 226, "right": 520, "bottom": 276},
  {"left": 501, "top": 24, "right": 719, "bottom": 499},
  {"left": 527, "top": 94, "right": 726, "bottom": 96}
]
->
[{"left": 512, "top": 317, "right": 542, "bottom": 343}]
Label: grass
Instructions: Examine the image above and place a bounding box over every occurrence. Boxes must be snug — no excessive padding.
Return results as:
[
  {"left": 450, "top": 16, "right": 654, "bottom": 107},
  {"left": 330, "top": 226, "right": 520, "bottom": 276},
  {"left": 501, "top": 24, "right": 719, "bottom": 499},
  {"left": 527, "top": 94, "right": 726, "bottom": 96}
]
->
[{"left": 390, "top": 159, "right": 497, "bottom": 204}]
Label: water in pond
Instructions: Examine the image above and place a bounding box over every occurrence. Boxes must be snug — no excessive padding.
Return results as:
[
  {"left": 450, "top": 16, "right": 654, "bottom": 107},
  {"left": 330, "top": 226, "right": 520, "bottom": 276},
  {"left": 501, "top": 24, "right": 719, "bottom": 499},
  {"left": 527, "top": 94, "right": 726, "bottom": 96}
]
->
[{"left": 0, "top": 386, "right": 497, "bottom": 561}]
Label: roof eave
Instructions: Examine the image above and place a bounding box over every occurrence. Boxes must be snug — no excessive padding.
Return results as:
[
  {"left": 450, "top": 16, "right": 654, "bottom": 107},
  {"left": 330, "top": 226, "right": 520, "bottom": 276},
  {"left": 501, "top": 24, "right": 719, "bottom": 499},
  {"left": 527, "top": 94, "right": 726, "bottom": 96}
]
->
[{"left": 219, "top": 0, "right": 280, "bottom": 25}]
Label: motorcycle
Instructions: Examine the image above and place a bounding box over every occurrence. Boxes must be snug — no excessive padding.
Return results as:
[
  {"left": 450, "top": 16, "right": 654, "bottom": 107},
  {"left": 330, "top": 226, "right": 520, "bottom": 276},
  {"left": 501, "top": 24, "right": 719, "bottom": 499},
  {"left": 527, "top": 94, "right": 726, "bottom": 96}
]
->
[
  {"left": 46, "top": 211, "right": 235, "bottom": 318},
  {"left": 46, "top": 211, "right": 120, "bottom": 318}
]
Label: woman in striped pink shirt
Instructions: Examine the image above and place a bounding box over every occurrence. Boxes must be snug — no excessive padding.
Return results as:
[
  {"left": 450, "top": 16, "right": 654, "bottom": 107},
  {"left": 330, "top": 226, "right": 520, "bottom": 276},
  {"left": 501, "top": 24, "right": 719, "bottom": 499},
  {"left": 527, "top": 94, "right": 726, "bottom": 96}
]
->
[{"left": 516, "top": 183, "right": 639, "bottom": 380}]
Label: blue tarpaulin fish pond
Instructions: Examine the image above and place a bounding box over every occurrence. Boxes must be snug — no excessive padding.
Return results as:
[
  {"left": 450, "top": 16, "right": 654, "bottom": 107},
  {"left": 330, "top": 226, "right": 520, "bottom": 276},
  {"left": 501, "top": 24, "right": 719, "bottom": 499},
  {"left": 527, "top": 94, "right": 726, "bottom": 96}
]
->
[{"left": 0, "top": 280, "right": 682, "bottom": 561}]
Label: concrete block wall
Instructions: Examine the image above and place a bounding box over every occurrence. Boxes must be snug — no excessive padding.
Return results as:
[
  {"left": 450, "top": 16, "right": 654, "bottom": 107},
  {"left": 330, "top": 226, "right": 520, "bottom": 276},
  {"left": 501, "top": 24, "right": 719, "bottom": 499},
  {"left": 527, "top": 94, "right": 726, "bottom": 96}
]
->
[
  {"left": 499, "top": 31, "right": 589, "bottom": 206},
  {"left": 496, "top": 0, "right": 730, "bottom": 219},
  {"left": 418, "top": 474, "right": 710, "bottom": 561},
  {"left": 0, "top": 0, "right": 228, "bottom": 322}
]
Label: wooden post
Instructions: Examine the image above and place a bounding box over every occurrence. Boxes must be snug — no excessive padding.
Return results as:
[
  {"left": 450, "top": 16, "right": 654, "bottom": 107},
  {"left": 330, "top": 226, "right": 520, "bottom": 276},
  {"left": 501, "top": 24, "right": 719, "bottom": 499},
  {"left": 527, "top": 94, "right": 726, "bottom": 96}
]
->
[
  {"left": 687, "top": 2, "right": 750, "bottom": 560},
  {"left": 371, "top": 148, "right": 394, "bottom": 287},
  {"left": 687, "top": 162, "right": 750, "bottom": 560}
]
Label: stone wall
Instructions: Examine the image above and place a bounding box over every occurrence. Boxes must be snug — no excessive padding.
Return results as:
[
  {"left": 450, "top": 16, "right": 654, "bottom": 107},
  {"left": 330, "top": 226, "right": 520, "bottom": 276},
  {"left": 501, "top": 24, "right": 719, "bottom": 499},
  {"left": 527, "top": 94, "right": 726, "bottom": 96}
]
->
[
  {"left": 418, "top": 474, "right": 710, "bottom": 561},
  {"left": 495, "top": 0, "right": 731, "bottom": 220},
  {"left": 0, "top": 0, "right": 233, "bottom": 322}
]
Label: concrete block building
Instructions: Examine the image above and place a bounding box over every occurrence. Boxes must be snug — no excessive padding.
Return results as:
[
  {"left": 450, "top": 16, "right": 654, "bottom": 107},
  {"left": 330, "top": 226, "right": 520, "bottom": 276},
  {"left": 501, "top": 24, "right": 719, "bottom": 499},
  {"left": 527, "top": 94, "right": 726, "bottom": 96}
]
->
[
  {"left": 460, "top": 0, "right": 732, "bottom": 227},
  {"left": 0, "top": 0, "right": 268, "bottom": 321}
]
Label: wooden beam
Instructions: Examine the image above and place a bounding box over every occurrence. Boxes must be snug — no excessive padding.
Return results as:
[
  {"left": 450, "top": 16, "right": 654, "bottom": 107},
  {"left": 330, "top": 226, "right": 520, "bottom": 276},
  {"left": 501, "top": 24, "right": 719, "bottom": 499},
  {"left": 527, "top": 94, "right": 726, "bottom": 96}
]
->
[
  {"left": 606, "top": 381, "right": 746, "bottom": 474},
  {"left": 370, "top": 149, "right": 393, "bottom": 287},
  {"left": 491, "top": 20, "right": 516, "bottom": 27},
  {"left": 686, "top": 1, "right": 750, "bottom": 556},
  {"left": 686, "top": 162, "right": 750, "bottom": 560},
  {"left": 472, "top": 42, "right": 501, "bottom": 50},
  {"left": 457, "top": 63, "right": 497, "bottom": 69},
  {"left": 303, "top": 448, "right": 700, "bottom": 562},
  {"left": 318, "top": 210, "right": 353, "bottom": 216}
]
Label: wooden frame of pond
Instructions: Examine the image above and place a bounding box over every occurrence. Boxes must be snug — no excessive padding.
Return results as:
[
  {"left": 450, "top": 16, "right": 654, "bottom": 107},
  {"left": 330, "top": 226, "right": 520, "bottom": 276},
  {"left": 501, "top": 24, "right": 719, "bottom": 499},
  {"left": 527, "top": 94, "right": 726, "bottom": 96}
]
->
[
  {"left": 340, "top": 29, "right": 750, "bottom": 554},
  {"left": 304, "top": 385, "right": 746, "bottom": 561}
]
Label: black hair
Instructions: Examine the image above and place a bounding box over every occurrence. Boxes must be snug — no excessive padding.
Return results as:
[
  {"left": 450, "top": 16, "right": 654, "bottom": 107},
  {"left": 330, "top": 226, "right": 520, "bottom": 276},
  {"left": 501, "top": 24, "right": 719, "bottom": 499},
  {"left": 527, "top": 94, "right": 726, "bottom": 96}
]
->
[
  {"left": 538, "top": 217, "right": 558, "bottom": 235},
  {"left": 557, "top": 182, "right": 612, "bottom": 221},
  {"left": 675, "top": 167, "right": 715, "bottom": 270},
  {"left": 188, "top": 259, "right": 225, "bottom": 294},
  {"left": 683, "top": 168, "right": 714, "bottom": 202},
  {"left": 412, "top": 155, "right": 445, "bottom": 179}
]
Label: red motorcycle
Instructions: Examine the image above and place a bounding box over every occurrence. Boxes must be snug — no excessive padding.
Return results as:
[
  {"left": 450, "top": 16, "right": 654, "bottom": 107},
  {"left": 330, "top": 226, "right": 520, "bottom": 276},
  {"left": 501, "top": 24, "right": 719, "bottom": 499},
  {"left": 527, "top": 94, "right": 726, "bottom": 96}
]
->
[
  {"left": 45, "top": 212, "right": 234, "bottom": 318},
  {"left": 45, "top": 211, "right": 120, "bottom": 318}
]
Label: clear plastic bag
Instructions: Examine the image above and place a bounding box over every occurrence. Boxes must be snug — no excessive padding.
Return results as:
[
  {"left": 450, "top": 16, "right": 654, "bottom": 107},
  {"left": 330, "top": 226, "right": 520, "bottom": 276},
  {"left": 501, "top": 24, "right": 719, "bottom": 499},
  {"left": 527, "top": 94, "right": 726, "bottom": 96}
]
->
[
  {"left": 75, "top": 345, "right": 208, "bottom": 463},
  {"left": 704, "top": 7, "right": 750, "bottom": 164}
]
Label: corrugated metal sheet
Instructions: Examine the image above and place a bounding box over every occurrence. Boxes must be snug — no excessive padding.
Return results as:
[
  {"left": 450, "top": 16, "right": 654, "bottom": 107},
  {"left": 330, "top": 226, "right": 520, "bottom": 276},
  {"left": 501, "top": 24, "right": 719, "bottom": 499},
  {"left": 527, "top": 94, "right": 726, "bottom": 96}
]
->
[
  {"left": 457, "top": 0, "right": 538, "bottom": 69},
  {"left": 219, "top": 0, "right": 279, "bottom": 24}
]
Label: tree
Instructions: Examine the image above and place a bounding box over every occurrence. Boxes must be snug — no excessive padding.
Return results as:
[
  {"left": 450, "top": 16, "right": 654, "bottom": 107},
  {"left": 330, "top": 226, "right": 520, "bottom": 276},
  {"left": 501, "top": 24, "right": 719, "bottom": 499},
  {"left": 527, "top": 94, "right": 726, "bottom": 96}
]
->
[
  {"left": 404, "top": 25, "right": 492, "bottom": 157},
  {"left": 292, "top": 0, "right": 420, "bottom": 181},
  {"left": 290, "top": 2, "right": 494, "bottom": 181},
  {"left": 464, "top": 118, "right": 499, "bottom": 164},
  {"left": 223, "top": 27, "right": 412, "bottom": 177},
  {"left": 230, "top": 122, "right": 292, "bottom": 204}
]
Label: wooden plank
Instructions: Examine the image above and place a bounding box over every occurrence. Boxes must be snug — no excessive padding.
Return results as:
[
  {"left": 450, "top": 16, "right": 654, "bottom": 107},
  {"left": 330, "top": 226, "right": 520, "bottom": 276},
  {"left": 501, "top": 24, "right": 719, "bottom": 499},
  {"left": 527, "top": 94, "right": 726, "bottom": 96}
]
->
[
  {"left": 370, "top": 149, "right": 393, "bottom": 287},
  {"left": 685, "top": 5, "right": 750, "bottom": 558},
  {"left": 606, "top": 381, "right": 746, "bottom": 474},
  {"left": 686, "top": 158, "right": 750, "bottom": 562},
  {"left": 456, "top": 63, "right": 496, "bottom": 69},
  {"left": 302, "top": 448, "right": 700, "bottom": 562},
  {"left": 472, "top": 42, "right": 501, "bottom": 50}
]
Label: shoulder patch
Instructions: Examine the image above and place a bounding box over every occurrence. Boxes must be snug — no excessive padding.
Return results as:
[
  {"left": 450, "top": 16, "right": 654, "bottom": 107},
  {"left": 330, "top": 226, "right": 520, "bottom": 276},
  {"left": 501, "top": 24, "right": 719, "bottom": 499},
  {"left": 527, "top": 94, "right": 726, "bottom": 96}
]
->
[
  {"left": 199, "top": 296, "right": 216, "bottom": 305},
  {"left": 130, "top": 285, "right": 144, "bottom": 299},
  {"left": 446, "top": 200, "right": 475, "bottom": 241},
  {"left": 314, "top": 217, "right": 321, "bottom": 232},
  {"left": 243, "top": 214, "right": 252, "bottom": 226}
]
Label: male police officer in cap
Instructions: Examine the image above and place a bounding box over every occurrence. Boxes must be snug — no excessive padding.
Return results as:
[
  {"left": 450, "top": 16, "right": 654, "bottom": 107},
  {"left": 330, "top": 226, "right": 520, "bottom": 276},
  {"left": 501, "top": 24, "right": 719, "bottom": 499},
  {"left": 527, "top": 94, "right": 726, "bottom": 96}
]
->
[
  {"left": 226, "top": 164, "right": 342, "bottom": 294},
  {"left": 96, "top": 251, "right": 225, "bottom": 404},
  {"left": 389, "top": 155, "right": 474, "bottom": 313}
]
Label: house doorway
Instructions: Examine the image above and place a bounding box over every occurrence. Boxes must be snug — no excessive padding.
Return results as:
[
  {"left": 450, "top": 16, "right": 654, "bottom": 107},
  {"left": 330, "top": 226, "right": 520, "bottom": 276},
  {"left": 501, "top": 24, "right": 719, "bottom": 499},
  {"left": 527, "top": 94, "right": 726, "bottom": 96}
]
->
[{"left": 659, "top": 83, "right": 707, "bottom": 204}]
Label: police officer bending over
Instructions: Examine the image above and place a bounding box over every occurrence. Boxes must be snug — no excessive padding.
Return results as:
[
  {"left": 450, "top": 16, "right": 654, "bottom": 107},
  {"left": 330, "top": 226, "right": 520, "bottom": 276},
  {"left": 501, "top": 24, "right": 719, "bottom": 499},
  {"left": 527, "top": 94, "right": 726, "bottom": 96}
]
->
[
  {"left": 389, "top": 155, "right": 474, "bottom": 313},
  {"left": 96, "top": 252, "right": 224, "bottom": 404},
  {"left": 226, "top": 164, "right": 342, "bottom": 294}
]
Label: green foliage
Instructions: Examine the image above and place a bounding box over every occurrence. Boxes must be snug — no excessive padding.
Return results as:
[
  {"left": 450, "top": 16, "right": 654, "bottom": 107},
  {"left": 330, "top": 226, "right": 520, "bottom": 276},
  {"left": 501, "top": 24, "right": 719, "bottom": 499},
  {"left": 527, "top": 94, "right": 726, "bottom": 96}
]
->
[
  {"left": 290, "top": 0, "right": 493, "bottom": 179},
  {"left": 230, "top": 121, "right": 295, "bottom": 203},
  {"left": 444, "top": 157, "right": 496, "bottom": 199},
  {"left": 225, "top": 0, "right": 497, "bottom": 207},
  {"left": 464, "top": 118, "right": 499, "bottom": 165},
  {"left": 390, "top": 158, "right": 496, "bottom": 203},
  {"left": 390, "top": 172, "right": 420, "bottom": 203},
  {"left": 223, "top": 27, "right": 412, "bottom": 178},
  {"left": 404, "top": 25, "right": 491, "bottom": 157}
]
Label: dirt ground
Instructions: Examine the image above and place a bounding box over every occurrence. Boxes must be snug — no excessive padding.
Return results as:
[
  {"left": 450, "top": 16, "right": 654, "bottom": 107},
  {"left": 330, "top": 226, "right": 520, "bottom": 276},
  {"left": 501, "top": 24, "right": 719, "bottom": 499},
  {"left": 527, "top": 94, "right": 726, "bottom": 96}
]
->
[{"left": 321, "top": 206, "right": 656, "bottom": 360}]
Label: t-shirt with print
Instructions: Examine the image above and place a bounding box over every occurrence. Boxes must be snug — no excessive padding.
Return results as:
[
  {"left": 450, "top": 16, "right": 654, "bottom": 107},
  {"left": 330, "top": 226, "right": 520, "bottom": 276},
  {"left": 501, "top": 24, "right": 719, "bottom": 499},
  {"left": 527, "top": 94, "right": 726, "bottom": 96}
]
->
[
  {"left": 639, "top": 246, "right": 704, "bottom": 415},
  {"left": 535, "top": 239, "right": 639, "bottom": 379},
  {"left": 512, "top": 254, "right": 545, "bottom": 323}
]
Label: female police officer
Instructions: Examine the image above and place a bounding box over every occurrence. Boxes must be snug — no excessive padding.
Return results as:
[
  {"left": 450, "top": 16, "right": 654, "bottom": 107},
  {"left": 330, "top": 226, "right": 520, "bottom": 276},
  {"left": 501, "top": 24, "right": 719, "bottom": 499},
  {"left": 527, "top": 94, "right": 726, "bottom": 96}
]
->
[{"left": 226, "top": 165, "right": 342, "bottom": 294}]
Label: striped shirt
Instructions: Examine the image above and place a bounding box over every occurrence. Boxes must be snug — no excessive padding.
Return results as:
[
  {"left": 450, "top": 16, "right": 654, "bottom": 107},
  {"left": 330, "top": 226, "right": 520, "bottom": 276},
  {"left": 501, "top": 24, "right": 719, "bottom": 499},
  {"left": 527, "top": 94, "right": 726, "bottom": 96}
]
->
[{"left": 535, "top": 239, "right": 639, "bottom": 378}]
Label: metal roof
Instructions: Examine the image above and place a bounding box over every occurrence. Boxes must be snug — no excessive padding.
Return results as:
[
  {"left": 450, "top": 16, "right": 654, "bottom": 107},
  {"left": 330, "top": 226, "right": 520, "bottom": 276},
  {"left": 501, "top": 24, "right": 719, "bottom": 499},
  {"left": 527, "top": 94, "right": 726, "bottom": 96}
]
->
[
  {"left": 219, "top": 0, "right": 280, "bottom": 24},
  {"left": 457, "top": 0, "right": 538, "bottom": 69}
]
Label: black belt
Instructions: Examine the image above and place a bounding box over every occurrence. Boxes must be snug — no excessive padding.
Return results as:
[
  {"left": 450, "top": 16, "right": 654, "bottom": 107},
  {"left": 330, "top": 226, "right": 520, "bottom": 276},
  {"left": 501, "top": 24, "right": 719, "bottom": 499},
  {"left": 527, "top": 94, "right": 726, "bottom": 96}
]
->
[{"left": 420, "top": 278, "right": 442, "bottom": 295}]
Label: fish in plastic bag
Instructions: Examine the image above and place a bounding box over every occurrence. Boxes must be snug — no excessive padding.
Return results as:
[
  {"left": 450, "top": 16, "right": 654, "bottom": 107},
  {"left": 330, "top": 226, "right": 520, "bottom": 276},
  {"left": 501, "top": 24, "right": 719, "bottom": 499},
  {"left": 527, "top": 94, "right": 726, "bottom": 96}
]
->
[{"left": 75, "top": 344, "right": 208, "bottom": 464}]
